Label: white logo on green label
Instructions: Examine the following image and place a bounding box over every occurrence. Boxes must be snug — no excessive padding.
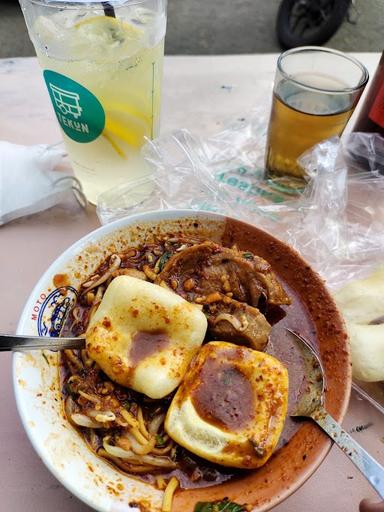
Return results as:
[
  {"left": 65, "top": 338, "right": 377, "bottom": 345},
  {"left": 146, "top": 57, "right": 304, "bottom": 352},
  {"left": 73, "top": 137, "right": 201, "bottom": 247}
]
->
[{"left": 44, "top": 70, "right": 105, "bottom": 143}]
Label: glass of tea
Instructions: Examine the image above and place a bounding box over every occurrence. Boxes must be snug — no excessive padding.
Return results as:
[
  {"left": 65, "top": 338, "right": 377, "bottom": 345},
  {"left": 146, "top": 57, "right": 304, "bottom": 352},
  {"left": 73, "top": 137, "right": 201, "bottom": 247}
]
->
[{"left": 265, "top": 47, "right": 369, "bottom": 184}]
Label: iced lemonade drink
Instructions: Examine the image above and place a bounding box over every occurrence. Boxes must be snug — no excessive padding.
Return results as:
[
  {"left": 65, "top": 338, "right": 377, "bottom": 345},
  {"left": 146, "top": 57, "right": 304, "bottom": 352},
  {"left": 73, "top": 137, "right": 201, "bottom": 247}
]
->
[{"left": 20, "top": 0, "right": 167, "bottom": 203}]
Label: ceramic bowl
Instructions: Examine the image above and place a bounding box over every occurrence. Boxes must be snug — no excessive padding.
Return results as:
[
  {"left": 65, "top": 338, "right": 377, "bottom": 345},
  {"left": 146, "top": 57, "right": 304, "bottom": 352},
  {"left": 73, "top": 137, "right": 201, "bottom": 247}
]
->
[{"left": 14, "top": 209, "right": 351, "bottom": 511}]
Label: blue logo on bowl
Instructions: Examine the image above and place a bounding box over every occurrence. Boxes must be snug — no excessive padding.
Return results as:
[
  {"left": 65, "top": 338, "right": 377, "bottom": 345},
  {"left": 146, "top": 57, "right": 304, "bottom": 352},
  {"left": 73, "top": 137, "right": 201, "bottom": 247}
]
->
[{"left": 37, "top": 287, "right": 78, "bottom": 337}]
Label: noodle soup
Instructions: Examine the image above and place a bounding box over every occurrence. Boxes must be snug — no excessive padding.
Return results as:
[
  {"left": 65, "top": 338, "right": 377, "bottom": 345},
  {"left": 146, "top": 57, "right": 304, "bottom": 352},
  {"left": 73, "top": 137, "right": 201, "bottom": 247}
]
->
[
  {"left": 59, "top": 234, "right": 309, "bottom": 492},
  {"left": 14, "top": 211, "right": 350, "bottom": 512}
]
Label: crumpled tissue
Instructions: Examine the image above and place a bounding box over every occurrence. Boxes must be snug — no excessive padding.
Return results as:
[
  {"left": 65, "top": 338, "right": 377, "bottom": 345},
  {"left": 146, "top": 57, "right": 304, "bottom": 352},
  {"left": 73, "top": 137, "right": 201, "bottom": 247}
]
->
[{"left": 0, "top": 141, "right": 85, "bottom": 225}]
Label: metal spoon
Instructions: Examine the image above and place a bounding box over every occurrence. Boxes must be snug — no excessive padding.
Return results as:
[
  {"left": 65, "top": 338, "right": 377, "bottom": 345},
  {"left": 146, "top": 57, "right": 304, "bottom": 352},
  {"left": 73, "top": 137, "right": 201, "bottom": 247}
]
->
[
  {"left": 0, "top": 334, "right": 85, "bottom": 351},
  {"left": 287, "top": 328, "right": 384, "bottom": 499}
]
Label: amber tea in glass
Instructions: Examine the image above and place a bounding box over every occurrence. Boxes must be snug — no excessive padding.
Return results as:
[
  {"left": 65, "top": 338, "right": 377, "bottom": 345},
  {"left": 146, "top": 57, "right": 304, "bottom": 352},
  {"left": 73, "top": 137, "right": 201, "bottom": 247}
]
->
[{"left": 265, "top": 47, "right": 369, "bottom": 182}]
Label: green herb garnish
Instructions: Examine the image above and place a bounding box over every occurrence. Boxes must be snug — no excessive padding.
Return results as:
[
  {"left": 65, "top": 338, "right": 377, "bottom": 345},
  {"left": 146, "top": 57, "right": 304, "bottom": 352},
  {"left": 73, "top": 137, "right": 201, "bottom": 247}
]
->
[
  {"left": 156, "top": 434, "right": 166, "bottom": 446},
  {"left": 194, "top": 499, "right": 248, "bottom": 512},
  {"left": 122, "top": 400, "right": 137, "bottom": 413},
  {"left": 157, "top": 251, "right": 172, "bottom": 272},
  {"left": 64, "top": 382, "right": 77, "bottom": 400},
  {"left": 222, "top": 369, "right": 232, "bottom": 385},
  {"left": 243, "top": 252, "right": 254, "bottom": 260},
  {"left": 42, "top": 352, "right": 50, "bottom": 366}
]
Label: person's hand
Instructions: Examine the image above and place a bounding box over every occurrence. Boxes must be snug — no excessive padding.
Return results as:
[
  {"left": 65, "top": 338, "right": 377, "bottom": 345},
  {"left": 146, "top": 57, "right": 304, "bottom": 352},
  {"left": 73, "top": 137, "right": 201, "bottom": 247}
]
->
[{"left": 360, "top": 499, "right": 384, "bottom": 512}]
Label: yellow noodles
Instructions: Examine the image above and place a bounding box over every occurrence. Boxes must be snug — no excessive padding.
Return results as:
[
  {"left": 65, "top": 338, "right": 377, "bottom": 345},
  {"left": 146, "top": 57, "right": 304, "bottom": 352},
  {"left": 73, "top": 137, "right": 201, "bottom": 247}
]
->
[{"left": 162, "top": 477, "right": 179, "bottom": 512}]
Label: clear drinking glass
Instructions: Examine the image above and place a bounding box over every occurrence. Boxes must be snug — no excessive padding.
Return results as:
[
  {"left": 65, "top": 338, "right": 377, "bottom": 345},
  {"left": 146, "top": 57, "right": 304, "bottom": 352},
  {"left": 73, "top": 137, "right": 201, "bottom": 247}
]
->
[
  {"left": 265, "top": 47, "right": 369, "bottom": 184},
  {"left": 19, "top": 0, "right": 167, "bottom": 204}
]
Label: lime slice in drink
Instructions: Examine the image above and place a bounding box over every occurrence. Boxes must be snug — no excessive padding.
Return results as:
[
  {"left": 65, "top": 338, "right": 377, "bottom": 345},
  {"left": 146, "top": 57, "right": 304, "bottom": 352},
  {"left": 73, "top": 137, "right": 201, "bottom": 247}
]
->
[
  {"left": 74, "top": 15, "right": 145, "bottom": 54},
  {"left": 103, "top": 109, "right": 151, "bottom": 156},
  {"left": 71, "top": 17, "right": 151, "bottom": 155}
]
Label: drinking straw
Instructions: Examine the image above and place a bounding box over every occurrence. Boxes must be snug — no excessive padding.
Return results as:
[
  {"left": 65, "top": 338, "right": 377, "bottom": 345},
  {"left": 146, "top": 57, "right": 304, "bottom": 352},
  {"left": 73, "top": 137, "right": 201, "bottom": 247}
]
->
[{"left": 102, "top": 1, "right": 116, "bottom": 17}]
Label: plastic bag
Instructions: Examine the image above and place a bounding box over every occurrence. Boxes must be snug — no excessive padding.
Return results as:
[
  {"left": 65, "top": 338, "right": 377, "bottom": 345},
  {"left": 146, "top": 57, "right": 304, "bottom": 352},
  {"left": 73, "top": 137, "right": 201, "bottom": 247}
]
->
[
  {"left": 97, "top": 109, "right": 305, "bottom": 225},
  {"left": 343, "top": 132, "right": 384, "bottom": 175},
  {"left": 291, "top": 135, "right": 384, "bottom": 289},
  {"left": 97, "top": 118, "right": 384, "bottom": 291}
]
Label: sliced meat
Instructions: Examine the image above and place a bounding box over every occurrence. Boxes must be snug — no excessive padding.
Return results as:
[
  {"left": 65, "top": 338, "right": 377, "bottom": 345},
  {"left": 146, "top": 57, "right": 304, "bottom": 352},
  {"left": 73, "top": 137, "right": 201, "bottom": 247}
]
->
[
  {"left": 206, "top": 296, "right": 271, "bottom": 351},
  {"left": 156, "top": 241, "right": 290, "bottom": 308},
  {"left": 209, "top": 248, "right": 290, "bottom": 306},
  {"left": 156, "top": 241, "right": 219, "bottom": 299}
]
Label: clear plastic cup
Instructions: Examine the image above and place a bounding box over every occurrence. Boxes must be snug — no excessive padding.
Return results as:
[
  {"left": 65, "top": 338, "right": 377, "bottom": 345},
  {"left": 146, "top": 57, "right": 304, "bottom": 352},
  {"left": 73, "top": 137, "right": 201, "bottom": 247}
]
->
[{"left": 19, "top": 0, "right": 167, "bottom": 204}]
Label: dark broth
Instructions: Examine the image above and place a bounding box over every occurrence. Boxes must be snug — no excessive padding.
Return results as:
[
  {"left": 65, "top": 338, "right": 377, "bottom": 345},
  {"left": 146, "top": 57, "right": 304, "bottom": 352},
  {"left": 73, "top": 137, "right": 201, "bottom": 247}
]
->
[{"left": 60, "top": 235, "right": 313, "bottom": 489}]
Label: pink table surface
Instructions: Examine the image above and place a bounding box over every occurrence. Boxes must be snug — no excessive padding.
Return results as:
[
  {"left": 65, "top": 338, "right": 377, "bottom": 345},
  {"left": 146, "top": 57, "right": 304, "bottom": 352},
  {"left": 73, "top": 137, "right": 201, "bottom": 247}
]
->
[{"left": 1, "top": 55, "right": 383, "bottom": 512}]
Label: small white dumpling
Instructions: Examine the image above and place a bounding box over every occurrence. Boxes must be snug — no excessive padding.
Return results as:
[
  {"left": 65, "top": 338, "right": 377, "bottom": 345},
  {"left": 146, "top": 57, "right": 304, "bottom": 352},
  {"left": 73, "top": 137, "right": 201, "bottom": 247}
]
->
[
  {"left": 86, "top": 275, "right": 207, "bottom": 398},
  {"left": 334, "top": 267, "right": 384, "bottom": 382}
]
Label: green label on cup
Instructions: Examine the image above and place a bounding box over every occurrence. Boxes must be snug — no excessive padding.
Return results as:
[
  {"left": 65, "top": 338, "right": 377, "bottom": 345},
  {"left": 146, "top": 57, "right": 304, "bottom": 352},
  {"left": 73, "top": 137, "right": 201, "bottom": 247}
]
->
[{"left": 43, "top": 70, "right": 105, "bottom": 143}]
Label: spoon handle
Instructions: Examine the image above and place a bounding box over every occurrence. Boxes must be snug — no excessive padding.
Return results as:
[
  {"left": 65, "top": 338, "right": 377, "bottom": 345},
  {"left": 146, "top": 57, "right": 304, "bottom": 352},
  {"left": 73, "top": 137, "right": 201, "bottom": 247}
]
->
[
  {"left": 311, "top": 407, "right": 384, "bottom": 498},
  {"left": 0, "top": 334, "right": 85, "bottom": 351}
]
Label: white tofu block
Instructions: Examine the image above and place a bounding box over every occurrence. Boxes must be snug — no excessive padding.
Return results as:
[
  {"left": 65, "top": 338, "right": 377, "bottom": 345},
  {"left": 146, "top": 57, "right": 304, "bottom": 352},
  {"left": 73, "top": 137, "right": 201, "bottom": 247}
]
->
[{"left": 86, "top": 276, "right": 207, "bottom": 398}]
